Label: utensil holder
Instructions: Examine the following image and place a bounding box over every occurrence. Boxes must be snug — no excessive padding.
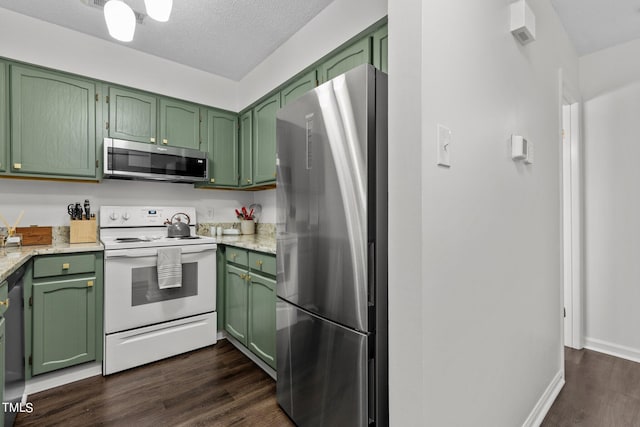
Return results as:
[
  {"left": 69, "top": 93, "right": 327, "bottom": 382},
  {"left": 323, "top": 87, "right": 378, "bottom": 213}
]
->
[{"left": 240, "top": 220, "right": 255, "bottom": 235}]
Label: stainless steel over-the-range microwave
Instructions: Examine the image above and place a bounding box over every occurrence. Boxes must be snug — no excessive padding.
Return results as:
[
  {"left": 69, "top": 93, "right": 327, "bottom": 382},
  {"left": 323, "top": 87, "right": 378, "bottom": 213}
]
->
[{"left": 103, "top": 138, "right": 208, "bottom": 183}]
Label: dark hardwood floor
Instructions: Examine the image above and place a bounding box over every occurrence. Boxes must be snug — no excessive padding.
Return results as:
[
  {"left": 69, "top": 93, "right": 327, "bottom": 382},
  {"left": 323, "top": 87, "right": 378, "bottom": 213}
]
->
[
  {"left": 543, "top": 347, "right": 640, "bottom": 426},
  {"left": 15, "top": 340, "right": 294, "bottom": 427},
  {"left": 19, "top": 342, "right": 640, "bottom": 426}
]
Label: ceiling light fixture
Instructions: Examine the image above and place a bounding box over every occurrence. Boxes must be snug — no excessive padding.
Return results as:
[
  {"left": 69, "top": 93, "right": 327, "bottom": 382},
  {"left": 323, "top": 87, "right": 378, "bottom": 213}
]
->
[
  {"left": 144, "top": 0, "right": 173, "bottom": 22},
  {"left": 104, "top": 0, "right": 136, "bottom": 42}
]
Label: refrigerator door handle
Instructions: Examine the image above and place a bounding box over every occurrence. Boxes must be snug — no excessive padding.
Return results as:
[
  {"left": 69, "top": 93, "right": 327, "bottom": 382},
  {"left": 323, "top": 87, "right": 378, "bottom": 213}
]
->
[{"left": 368, "top": 241, "right": 375, "bottom": 304}]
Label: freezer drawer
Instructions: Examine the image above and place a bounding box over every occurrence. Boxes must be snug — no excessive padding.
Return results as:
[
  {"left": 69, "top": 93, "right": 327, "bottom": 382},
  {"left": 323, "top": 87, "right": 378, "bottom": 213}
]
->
[{"left": 277, "top": 299, "right": 369, "bottom": 426}]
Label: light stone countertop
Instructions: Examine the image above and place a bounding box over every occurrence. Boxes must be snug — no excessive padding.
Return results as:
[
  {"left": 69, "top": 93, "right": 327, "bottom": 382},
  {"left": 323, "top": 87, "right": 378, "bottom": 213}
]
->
[
  {"left": 212, "top": 234, "right": 276, "bottom": 255},
  {"left": 0, "top": 242, "right": 104, "bottom": 283}
]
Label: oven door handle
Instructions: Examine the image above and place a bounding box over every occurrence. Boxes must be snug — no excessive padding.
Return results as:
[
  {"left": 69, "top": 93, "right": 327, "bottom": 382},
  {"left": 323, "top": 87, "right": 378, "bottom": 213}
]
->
[{"left": 104, "top": 244, "right": 217, "bottom": 259}]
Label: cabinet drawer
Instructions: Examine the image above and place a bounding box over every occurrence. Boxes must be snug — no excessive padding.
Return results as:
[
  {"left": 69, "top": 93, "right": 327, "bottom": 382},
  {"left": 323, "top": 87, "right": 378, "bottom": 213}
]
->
[
  {"left": 226, "top": 248, "right": 248, "bottom": 266},
  {"left": 0, "top": 280, "right": 7, "bottom": 316},
  {"left": 34, "top": 253, "right": 96, "bottom": 278},
  {"left": 249, "top": 252, "right": 276, "bottom": 277}
]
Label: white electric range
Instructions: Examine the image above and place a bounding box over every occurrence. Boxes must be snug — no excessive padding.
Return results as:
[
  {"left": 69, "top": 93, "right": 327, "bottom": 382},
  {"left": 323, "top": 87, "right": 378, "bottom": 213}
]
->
[{"left": 100, "top": 206, "right": 217, "bottom": 375}]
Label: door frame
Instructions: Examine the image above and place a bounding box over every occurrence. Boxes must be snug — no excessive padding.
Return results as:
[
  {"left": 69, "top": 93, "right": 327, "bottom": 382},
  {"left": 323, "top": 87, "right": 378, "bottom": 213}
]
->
[{"left": 560, "top": 76, "right": 584, "bottom": 350}]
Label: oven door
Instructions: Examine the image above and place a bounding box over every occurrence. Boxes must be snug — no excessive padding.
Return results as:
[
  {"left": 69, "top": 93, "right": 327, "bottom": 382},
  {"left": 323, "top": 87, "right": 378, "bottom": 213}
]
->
[{"left": 104, "top": 244, "right": 216, "bottom": 334}]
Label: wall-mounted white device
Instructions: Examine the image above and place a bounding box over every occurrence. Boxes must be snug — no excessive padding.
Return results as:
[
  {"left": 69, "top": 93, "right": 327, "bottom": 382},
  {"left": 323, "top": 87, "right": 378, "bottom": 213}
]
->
[
  {"left": 510, "top": 0, "right": 536, "bottom": 45},
  {"left": 511, "top": 135, "right": 528, "bottom": 160}
]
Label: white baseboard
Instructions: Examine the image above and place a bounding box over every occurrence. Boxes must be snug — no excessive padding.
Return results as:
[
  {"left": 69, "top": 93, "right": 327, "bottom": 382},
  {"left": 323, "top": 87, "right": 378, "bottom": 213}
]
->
[
  {"left": 522, "top": 370, "right": 564, "bottom": 427},
  {"left": 217, "top": 329, "right": 227, "bottom": 340},
  {"left": 584, "top": 337, "right": 640, "bottom": 363},
  {"left": 25, "top": 362, "right": 102, "bottom": 396}
]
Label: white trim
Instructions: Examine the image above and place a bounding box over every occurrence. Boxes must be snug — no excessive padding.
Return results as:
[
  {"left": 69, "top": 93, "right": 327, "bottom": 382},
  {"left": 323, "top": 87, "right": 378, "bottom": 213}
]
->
[
  {"left": 225, "top": 335, "right": 276, "bottom": 380},
  {"left": 585, "top": 337, "right": 640, "bottom": 364},
  {"left": 25, "top": 362, "right": 102, "bottom": 396},
  {"left": 521, "top": 370, "right": 564, "bottom": 427},
  {"left": 560, "top": 70, "right": 584, "bottom": 351}
]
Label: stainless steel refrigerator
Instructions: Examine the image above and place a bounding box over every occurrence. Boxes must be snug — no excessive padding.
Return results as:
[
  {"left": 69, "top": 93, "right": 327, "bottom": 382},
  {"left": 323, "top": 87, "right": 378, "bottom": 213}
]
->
[{"left": 276, "top": 64, "right": 388, "bottom": 427}]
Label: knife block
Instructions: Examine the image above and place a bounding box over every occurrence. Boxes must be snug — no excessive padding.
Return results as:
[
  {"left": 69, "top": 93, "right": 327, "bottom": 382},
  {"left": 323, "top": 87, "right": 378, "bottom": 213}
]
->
[{"left": 70, "top": 218, "right": 97, "bottom": 243}]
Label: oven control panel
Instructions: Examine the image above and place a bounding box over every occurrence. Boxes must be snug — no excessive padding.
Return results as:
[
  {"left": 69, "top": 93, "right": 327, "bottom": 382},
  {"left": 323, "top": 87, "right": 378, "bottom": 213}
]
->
[{"left": 100, "top": 206, "right": 197, "bottom": 227}]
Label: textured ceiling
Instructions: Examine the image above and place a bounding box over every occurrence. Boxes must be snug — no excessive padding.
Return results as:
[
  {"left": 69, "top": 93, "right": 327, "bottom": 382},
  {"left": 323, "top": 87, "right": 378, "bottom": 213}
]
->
[
  {"left": 551, "top": 0, "right": 640, "bottom": 56},
  {"left": 0, "top": 0, "right": 334, "bottom": 80}
]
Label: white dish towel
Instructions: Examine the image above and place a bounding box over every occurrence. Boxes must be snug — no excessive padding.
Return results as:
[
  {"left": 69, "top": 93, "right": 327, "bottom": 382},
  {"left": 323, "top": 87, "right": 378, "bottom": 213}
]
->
[{"left": 157, "top": 247, "right": 182, "bottom": 289}]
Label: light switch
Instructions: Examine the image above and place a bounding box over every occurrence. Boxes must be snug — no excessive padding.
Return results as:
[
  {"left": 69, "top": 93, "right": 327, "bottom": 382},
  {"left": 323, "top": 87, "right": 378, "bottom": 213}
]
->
[{"left": 437, "top": 124, "right": 452, "bottom": 167}]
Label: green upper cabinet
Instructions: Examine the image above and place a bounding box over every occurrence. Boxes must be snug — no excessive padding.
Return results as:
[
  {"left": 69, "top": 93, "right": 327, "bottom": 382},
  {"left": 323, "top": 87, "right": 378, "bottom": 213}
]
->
[
  {"left": 107, "top": 87, "right": 157, "bottom": 144},
  {"left": 159, "top": 98, "right": 200, "bottom": 150},
  {"left": 252, "top": 94, "right": 280, "bottom": 185},
  {"left": 239, "top": 110, "right": 253, "bottom": 187},
  {"left": 205, "top": 109, "right": 238, "bottom": 186},
  {"left": 373, "top": 24, "right": 388, "bottom": 73},
  {"left": 318, "top": 37, "right": 372, "bottom": 84},
  {"left": 281, "top": 70, "right": 317, "bottom": 106},
  {"left": 10, "top": 65, "right": 97, "bottom": 178},
  {"left": 0, "top": 62, "right": 6, "bottom": 173},
  {"left": 32, "top": 276, "right": 97, "bottom": 375},
  {"left": 248, "top": 272, "right": 276, "bottom": 369}
]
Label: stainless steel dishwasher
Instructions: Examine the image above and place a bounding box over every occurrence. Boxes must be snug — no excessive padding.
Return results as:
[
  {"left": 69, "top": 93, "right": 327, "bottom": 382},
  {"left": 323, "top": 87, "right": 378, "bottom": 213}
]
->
[{"left": 4, "top": 265, "right": 25, "bottom": 427}]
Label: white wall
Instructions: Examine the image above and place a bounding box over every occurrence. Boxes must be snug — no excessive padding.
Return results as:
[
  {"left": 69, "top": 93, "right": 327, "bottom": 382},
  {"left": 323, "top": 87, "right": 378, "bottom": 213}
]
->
[
  {"left": 388, "top": 0, "right": 579, "bottom": 425},
  {"left": 0, "top": 179, "right": 253, "bottom": 228},
  {"left": 580, "top": 40, "right": 640, "bottom": 360},
  {"left": 0, "top": 8, "right": 238, "bottom": 110},
  {"left": 237, "top": 0, "right": 387, "bottom": 109}
]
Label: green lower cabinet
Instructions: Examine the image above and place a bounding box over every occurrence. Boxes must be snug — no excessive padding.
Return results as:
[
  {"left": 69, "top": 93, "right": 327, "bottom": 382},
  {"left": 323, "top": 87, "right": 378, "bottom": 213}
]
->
[
  {"left": 281, "top": 70, "right": 317, "bottom": 106},
  {"left": 10, "top": 65, "right": 97, "bottom": 178},
  {"left": 373, "top": 24, "right": 388, "bottom": 73},
  {"left": 107, "top": 86, "right": 157, "bottom": 144},
  {"left": 205, "top": 109, "right": 238, "bottom": 186},
  {"left": 0, "top": 316, "right": 4, "bottom": 426},
  {"left": 318, "top": 37, "right": 372, "bottom": 84},
  {"left": 159, "top": 98, "right": 201, "bottom": 150},
  {"left": 253, "top": 94, "right": 280, "bottom": 185},
  {"left": 247, "top": 273, "right": 276, "bottom": 369},
  {"left": 224, "top": 264, "right": 248, "bottom": 345},
  {"left": 32, "top": 276, "right": 96, "bottom": 375}
]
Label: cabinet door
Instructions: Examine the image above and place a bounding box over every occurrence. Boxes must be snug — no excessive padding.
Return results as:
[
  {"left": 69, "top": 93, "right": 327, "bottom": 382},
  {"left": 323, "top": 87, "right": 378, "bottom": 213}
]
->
[
  {"left": 225, "top": 264, "right": 248, "bottom": 345},
  {"left": 253, "top": 94, "right": 280, "bottom": 185},
  {"left": 281, "top": 70, "right": 317, "bottom": 107},
  {"left": 206, "top": 110, "right": 238, "bottom": 186},
  {"left": 373, "top": 24, "right": 388, "bottom": 73},
  {"left": 108, "top": 87, "right": 157, "bottom": 144},
  {"left": 159, "top": 98, "right": 200, "bottom": 150},
  {"left": 32, "top": 277, "right": 96, "bottom": 375},
  {"left": 318, "top": 37, "right": 372, "bottom": 83},
  {"left": 10, "top": 66, "right": 97, "bottom": 178},
  {"left": 239, "top": 110, "right": 253, "bottom": 187},
  {"left": 248, "top": 273, "right": 276, "bottom": 369},
  {"left": 0, "top": 62, "right": 6, "bottom": 173}
]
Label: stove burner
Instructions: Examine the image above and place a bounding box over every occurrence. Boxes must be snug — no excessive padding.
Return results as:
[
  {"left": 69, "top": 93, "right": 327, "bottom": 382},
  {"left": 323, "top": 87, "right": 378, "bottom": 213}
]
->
[{"left": 166, "top": 236, "right": 201, "bottom": 240}]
